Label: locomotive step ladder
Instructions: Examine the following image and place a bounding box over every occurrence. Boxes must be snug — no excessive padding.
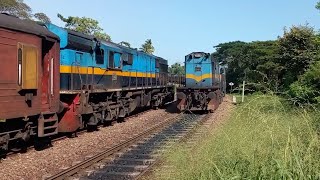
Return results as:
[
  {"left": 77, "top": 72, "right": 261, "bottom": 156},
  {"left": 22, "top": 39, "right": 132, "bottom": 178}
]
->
[{"left": 38, "top": 112, "right": 59, "bottom": 137}]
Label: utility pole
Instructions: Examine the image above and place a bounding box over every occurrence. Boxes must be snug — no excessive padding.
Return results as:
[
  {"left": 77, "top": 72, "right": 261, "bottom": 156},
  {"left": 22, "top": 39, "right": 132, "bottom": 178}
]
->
[{"left": 242, "top": 81, "right": 245, "bottom": 103}]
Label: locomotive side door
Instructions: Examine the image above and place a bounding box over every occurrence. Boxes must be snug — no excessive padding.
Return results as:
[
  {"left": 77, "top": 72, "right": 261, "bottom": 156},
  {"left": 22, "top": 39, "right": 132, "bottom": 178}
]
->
[{"left": 72, "top": 52, "right": 83, "bottom": 90}]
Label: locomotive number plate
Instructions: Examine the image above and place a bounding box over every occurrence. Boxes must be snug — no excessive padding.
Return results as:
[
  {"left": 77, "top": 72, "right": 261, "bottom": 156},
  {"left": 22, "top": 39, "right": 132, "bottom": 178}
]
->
[{"left": 112, "top": 73, "right": 117, "bottom": 81}]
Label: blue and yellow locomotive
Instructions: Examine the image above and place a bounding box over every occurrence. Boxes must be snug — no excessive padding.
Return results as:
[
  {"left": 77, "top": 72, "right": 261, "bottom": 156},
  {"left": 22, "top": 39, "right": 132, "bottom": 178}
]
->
[
  {"left": 45, "top": 23, "right": 174, "bottom": 132},
  {"left": 176, "top": 52, "right": 226, "bottom": 112}
]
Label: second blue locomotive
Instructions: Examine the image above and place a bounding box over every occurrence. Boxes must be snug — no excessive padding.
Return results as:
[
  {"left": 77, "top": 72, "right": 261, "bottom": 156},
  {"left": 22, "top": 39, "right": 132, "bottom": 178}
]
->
[
  {"left": 45, "top": 23, "right": 175, "bottom": 132},
  {"left": 176, "top": 52, "right": 226, "bottom": 112}
]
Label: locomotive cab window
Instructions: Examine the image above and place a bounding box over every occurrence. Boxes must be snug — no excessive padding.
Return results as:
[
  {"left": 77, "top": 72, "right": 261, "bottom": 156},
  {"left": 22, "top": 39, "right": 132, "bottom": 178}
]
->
[
  {"left": 17, "top": 43, "right": 38, "bottom": 89},
  {"left": 121, "top": 53, "right": 128, "bottom": 63},
  {"left": 121, "top": 53, "right": 133, "bottom": 65},
  {"left": 128, "top": 53, "right": 133, "bottom": 65},
  {"left": 108, "top": 51, "right": 115, "bottom": 68},
  {"left": 95, "top": 48, "right": 104, "bottom": 64}
]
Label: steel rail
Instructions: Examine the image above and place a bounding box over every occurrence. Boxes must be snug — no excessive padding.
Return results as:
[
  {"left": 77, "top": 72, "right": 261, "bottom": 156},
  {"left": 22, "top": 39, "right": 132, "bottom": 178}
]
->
[{"left": 46, "top": 113, "right": 182, "bottom": 180}]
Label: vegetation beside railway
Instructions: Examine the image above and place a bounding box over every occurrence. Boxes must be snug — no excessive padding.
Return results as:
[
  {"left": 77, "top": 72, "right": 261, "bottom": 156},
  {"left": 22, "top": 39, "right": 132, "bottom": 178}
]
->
[
  {"left": 212, "top": 2, "right": 320, "bottom": 107},
  {"left": 154, "top": 94, "right": 320, "bottom": 179}
]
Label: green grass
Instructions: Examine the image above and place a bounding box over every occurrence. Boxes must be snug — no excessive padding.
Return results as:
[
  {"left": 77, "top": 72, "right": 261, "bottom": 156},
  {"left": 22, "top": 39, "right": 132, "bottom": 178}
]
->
[{"left": 154, "top": 95, "right": 320, "bottom": 180}]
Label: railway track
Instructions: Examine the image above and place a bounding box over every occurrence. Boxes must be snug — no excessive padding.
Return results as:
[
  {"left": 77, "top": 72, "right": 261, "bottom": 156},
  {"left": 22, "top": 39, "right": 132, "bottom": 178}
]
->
[
  {"left": 3, "top": 107, "right": 155, "bottom": 159},
  {"left": 46, "top": 112, "right": 211, "bottom": 180}
]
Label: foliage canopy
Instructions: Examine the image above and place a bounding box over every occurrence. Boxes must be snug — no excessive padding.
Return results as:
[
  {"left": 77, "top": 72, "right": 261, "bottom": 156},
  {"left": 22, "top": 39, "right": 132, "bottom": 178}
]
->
[
  {"left": 140, "top": 39, "right": 155, "bottom": 54},
  {"left": 0, "top": 0, "right": 50, "bottom": 23},
  {"left": 57, "top": 13, "right": 111, "bottom": 41}
]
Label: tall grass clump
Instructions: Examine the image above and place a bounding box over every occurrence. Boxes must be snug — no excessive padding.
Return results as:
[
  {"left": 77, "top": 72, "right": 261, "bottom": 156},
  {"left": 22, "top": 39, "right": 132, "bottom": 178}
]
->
[{"left": 155, "top": 95, "right": 320, "bottom": 180}]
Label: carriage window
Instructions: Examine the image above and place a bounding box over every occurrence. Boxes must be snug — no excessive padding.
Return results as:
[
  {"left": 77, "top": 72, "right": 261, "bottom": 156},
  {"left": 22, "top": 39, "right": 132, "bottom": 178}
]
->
[
  {"left": 18, "top": 48, "right": 22, "bottom": 86},
  {"left": 95, "top": 48, "right": 104, "bottom": 64},
  {"left": 195, "top": 67, "right": 201, "bottom": 71},
  {"left": 108, "top": 51, "right": 114, "bottom": 68},
  {"left": 18, "top": 44, "right": 38, "bottom": 89}
]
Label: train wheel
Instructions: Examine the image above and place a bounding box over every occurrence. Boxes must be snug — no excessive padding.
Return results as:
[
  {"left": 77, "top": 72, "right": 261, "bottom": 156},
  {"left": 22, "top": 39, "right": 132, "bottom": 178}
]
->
[
  {"left": 87, "top": 115, "right": 99, "bottom": 132},
  {"left": 11, "top": 139, "right": 27, "bottom": 153},
  {"left": 0, "top": 134, "right": 9, "bottom": 156},
  {"left": 117, "top": 117, "right": 125, "bottom": 123},
  {"left": 34, "top": 137, "right": 52, "bottom": 151},
  {"left": 87, "top": 125, "right": 98, "bottom": 132}
]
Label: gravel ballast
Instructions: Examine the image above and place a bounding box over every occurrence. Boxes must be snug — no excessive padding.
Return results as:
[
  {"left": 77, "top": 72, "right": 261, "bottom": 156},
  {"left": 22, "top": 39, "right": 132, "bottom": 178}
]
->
[{"left": 0, "top": 109, "right": 177, "bottom": 180}]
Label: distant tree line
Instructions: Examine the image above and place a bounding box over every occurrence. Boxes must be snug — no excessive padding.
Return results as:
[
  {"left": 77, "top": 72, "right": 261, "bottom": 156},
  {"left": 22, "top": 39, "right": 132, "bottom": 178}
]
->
[
  {"left": 213, "top": 24, "right": 320, "bottom": 105},
  {"left": 169, "top": 63, "right": 185, "bottom": 75},
  {"left": 0, "top": 0, "right": 51, "bottom": 22}
]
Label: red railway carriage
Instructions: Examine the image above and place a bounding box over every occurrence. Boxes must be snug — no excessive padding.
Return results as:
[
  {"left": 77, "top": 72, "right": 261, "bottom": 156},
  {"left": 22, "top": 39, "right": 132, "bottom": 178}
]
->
[{"left": 0, "top": 14, "right": 60, "bottom": 151}]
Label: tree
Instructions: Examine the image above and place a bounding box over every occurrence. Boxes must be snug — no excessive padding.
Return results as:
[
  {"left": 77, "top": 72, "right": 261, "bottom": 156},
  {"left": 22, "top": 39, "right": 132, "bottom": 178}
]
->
[
  {"left": 212, "top": 40, "right": 281, "bottom": 91},
  {"left": 169, "top": 63, "right": 185, "bottom": 75},
  {"left": 94, "top": 31, "right": 111, "bottom": 42},
  {"left": 119, "top": 41, "right": 131, "bottom": 48},
  {"left": 0, "top": 0, "right": 32, "bottom": 19},
  {"left": 288, "top": 60, "right": 320, "bottom": 105},
  {"left": 140, "top": 39, "right": 155, "bottom": 54},
  {"left": 57, "top": 13, "right": 111, "bottom": 41},
  {"left": 34, "top": 12, "right": 51, "bottom": 23},
  {"left": 278, "top": 25, "right": 319, "bottom": 88},
  {"left": 0, "top": 0, "right": 51, "bottom": 23},
  {"left": 316, "top": 1, "right": 320, "bottom": 10}
]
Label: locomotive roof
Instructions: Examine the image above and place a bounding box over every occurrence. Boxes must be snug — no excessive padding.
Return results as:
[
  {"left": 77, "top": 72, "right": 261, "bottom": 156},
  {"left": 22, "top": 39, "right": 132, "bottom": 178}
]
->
[
  {"left": 185, "top": 52, "right": 209, "bottom": 57},
  {"left": 67, "top": 29, "right": 95, "bottom": 40},
  {"left": 0, "top": 13, "right": 59, "bottom": 41}
]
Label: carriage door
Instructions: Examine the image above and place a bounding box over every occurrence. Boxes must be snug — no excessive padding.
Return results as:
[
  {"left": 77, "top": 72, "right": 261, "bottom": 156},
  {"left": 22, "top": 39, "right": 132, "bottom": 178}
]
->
[{"left": 41, "top": 41, "right": 54, "bottom": 109}]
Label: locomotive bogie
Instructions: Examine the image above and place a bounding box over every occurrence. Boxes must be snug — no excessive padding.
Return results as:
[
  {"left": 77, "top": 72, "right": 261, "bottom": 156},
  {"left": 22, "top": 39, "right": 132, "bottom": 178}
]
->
[{"left": 176, "top": 88, "right": 222, "bottom": 112}]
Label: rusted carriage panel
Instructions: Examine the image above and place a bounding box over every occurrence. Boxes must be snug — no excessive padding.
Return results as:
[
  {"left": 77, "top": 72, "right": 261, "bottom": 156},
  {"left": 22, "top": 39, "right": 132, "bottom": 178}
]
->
[
  {"left": 41, "top": 40, "right": 60, "bottom": 113},
  {"left": 0, "top": 28, "right": 43, "bottom": 119}
]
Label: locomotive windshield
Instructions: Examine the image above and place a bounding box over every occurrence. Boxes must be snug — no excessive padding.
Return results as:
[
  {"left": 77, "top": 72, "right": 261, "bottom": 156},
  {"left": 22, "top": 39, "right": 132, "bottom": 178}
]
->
[{"left": 193, "top": 53, "right": 203, "bottom": 58}]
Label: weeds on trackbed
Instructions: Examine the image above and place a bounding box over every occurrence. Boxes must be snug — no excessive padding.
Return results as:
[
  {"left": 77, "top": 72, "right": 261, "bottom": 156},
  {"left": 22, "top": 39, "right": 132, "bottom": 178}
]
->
[{"left": 153, "top": 94, "right": 320, "bottom": 180}]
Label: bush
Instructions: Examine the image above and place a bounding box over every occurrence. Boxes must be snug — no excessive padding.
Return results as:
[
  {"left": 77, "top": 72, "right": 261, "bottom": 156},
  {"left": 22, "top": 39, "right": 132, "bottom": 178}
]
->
[
  {"left": 154, "top": 95, "right": 320, "bottom": 180},
  {"left": 288, "top": 61, "right": 320, "bottom": 106}
]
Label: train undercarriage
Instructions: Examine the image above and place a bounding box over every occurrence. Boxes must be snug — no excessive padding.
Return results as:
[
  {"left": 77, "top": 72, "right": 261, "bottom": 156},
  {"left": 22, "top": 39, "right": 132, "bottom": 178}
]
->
[
  {"left": 0, "top": 86, "right": 174, "bottom": 154},
  {"left": 58, "top": 86, "right": 174, "bottom": 133},
  {"left": 0, "top": 112, "right": 59, "bottom": 154},
  {"left": 176, "top": 88, "right": 223, "bottom": 113}
]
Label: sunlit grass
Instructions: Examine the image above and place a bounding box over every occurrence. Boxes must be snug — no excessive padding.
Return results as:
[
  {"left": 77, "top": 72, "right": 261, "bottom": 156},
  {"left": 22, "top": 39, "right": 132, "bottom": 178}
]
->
[{"left": 154, "top": 95, "right": 320, "bottom": 180}]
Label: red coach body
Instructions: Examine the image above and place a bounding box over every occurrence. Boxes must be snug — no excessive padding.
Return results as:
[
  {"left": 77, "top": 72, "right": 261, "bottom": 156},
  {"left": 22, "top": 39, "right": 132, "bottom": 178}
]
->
[{"left": 0, "top": 14, "right": 60, "bottom": 151}]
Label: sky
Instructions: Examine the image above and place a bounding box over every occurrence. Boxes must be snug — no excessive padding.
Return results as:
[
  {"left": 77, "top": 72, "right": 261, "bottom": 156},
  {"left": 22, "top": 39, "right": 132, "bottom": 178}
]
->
[{"left": 25, "top": 0, "right": 319, "bottom": 65}]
